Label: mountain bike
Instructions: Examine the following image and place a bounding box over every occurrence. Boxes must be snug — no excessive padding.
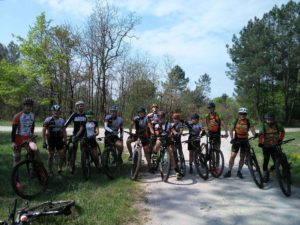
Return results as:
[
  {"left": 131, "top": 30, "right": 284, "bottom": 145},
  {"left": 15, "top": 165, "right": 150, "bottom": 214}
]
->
[
  {"left": 231, "top": 138, "right": 263, "bottom": 188},
  {"left": 80, "top": 136, "right": 114, "bottom": 180},
  {"left": 101, "top": 135, "right": 123, "bottom": 178},
  {"left": 201, "top": 132, "right": 225, "bottom": 178},
  {"left": 183, "top": 136, "right": 208, "bottom": 180},
  {"left": 274, "top": 138, "right": 294, "bottom": 197},
  {"left": 11, "top": 136, "right": 49, "bottom": 200},
  {"left": 0, "top": 199, "right": 75, "bottom": 225},
  {"left": 124, "top": 131, "right": 143, "bottom": 180},
  {"left": 157, "top": 132, "right": 171, "bottom": 182}
]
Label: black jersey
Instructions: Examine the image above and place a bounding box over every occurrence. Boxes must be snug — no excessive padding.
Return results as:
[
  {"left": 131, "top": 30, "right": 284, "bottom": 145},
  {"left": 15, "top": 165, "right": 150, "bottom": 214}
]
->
[{"left": 64, "top": 112, "right": 87, "bottom": 136}]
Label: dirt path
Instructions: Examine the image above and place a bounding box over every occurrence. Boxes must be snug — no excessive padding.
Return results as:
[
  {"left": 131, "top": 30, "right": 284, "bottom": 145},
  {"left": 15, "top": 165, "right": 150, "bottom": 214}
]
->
[{"left": 137, "top": 135, "right": 300, "bottom": 225}]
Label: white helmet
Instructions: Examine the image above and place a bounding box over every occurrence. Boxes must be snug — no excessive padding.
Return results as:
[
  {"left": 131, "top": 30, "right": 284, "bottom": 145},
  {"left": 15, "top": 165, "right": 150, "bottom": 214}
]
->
[
  {"left": 238, "top": 107, "right": 248, "bottom": 114},
  {"left": 75, "top": 100, "right": 84, "bottom": 107}
]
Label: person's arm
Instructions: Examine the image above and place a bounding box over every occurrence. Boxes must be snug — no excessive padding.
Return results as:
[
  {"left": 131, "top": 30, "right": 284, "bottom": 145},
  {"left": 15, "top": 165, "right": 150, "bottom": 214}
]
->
[
  {"left": 31, "top": 119, "right": 35, "bottom": 136},
  {"left": 229, "top": 122, "right": 234, "bottom": 140},
  {"left": 148, "top": 121, "right": 155, "bottom": 135},
  {"left": 119, "top": 122, "right": 124, "bottom": 140},
  {"left": 74, "top": 124, "right": 84, "bottom": 140},
  {"left": 62, "top": 127, "right": 67, "bottom": 144},
  {"left": 129, "top": 120, "right": 135, "bottom": 134},
  {"left": 42, "top": 126, "right": 47, "bottom": 146},
  {"left": 279, "top": 125, "right": 285, "bottom": 141},
  {"left": 11, "top": 114, "right": 18, "bottom": 145},
  {"left": 95, "top": 122, "right": 100, "bottom": 137}
]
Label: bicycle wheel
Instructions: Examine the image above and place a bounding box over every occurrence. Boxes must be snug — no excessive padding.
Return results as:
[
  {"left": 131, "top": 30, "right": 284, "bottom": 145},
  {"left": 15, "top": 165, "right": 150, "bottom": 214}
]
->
[
  {"left": 247, "top": 150, "right": 264, "bottom": 189},
  {"left": 276, "top": 155, "right": 291, "bottom": 197},
  {"left": 101, "top": 147, "right": 118, "bottom": 179},
  {"left": 81, "top": 149, "right": 91, "bottom": 181},
  {"left": 11, "top": 159, "right": 48, "bottom": 200},
  {"left": 178, "top": 150, "right": 186, "bottom": 177},
  {"left": 209, "top": 149, "right": 224, "bottom": 178},
  {"left": 130, "top": 145, "right": 142, "bottom": 180},
  {"left": 20, "top": 200, "right": 75, "bottom": 219},
  {"left": 66, "top": 141, "right": 75, "bottom": 174},
  {"left": 159, "top": 149, "right": 171, "bottom": 182},
  {"left": 193, "top": 145, "right": 209, "bottom": 180}
]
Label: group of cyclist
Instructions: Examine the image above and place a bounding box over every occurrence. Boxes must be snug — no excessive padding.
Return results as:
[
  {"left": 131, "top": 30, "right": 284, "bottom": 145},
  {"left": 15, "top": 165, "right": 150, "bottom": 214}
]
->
[{"left": 11, "top": 97, "right": 285, "bottom": 183}]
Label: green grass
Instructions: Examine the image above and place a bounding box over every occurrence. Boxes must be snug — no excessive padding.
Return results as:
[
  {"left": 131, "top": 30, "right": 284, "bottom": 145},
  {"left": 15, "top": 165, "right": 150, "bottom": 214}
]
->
[
  {"left": 250, "top": 132, "right": 300, "bottom": 187},
  {"left": 0, "top": 132, "right": 146, "bottom": 225}
]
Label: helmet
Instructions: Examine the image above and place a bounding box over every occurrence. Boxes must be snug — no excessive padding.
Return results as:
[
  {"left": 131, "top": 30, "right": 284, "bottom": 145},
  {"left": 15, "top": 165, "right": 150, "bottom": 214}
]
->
[
  {"left": 109, "top": 106, "right": 118, "bottom": 112},
  {"left": 75, "top": 100, "right": 84, "bottom": 107},
  {"left": 207, "top": 102, "right": 215, "bottom": 108},
  {"left": 51, "top": 104, "right": 61, "bottom": 111},
  {"left": 23, "top": 97, "right": 34, "bottom": 106},
  {"left": 137, "top": 107, "right": 146, "bottom": 113},
  {"left": 264, "top": 112, "right": 275, "bottom": 121},
  {"left": 172, "top": 113, "right": 181, "bottom": 120},
  {"left": 85, "top": 110, "right": 94, "bottom": 118},
  {"left": 152, "top": 103, "right": 159, "bottom": 108},
  {"left": 158, "top": 111, "right": 165, "bottom": 119},
  {"left": 238, "top": 107, "right": 248, "bottom": 114},
  {"left": 191, "top": 113, "right": 200, "bottom": 120}
]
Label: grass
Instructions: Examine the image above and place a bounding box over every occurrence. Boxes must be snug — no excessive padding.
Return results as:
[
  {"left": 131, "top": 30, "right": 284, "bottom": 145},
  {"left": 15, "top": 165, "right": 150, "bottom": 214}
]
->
[
  {"left": 0, "top": 132, "right": 146, "bottom": 225},
  {"left": 250, "top": 132, "right": 300, "bottom": 187}
]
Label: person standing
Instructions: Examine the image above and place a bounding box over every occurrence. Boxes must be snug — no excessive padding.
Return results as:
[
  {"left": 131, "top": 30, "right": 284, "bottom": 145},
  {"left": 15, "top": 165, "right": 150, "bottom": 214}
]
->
[
  {"left": 258, "top": 112, "right": 285, "bottom": 182},
  {"left": 42, "top": 104, "right": 67, "bottom": 175},
  {"left": 224, "top": 108, "right": 256, "bottom": 179}
]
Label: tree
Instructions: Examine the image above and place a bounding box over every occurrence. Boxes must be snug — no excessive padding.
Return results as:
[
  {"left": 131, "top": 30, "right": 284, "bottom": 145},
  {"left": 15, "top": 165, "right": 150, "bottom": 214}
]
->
[{"left": 227, "top": 1, "right": 300, "bottom": 123}]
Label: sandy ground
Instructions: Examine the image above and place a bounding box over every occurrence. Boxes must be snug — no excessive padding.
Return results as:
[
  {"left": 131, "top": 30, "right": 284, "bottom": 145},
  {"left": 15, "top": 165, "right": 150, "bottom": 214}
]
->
[{"left": 137, "top": 133, "right": 300, "bottom": 225}]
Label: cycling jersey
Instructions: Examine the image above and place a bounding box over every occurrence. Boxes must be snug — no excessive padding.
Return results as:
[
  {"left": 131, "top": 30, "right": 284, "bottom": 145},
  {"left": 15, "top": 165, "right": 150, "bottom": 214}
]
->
[
  {"left": 231, "top": 118, "right": 252, "bottom": 139},
  {"left": 64, "top": 112, "right": 87, "bottom": 137},
  {"left": 258, "top": 123, "right": 285, "bottom": 146},
  {"left": 186, "top": 121, "right": 202, "bottom": 136},
  {"left": 43, "top": 116, "right": 65, "bottom": 138},
  {"left": 85, "top": 120, "right": 98, "bottom": 138},
  {"left": 11, "top": 111, "right": 35, "bottom": 144},
  {"left": 171, "top": 121, "right": 184, "bottom": 133},
  {"left": 147, "top": 112, "right": 159, "bottom": 128},
  {"left": 104, "top": 115, "right": 123, "bottom": 134},
  {"left": 205, "top": 112, "right": 222, "bottom": 133},
  {"left": 133, "top": 115, "right": 148, "bottom": 137},
  {"left": 154, "top": 121, "right": 171, "bottom": 134}
]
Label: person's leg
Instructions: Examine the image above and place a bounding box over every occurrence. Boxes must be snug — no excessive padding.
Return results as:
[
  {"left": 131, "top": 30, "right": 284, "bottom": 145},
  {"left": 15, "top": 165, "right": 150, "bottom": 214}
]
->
[
  {"left": 224, "top": 144, "right": 239, "bottom": 178},
  {"left": 47, "top": 148, "right": 54, "bottom": 175},
  {"left": 126, "top": 136, "right": 134, "bottom": 160},
  {"left": 262, "top": 147, "right": 271, "bottom": 182}
]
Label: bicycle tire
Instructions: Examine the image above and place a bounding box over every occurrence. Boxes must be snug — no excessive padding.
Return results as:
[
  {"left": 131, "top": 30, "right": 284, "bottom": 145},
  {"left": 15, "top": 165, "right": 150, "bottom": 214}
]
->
[
  {"left": 66, "top": 141, "right": 75, "bottom": 174},
  {"left": 130, "top": 145, "right": 142, "bottom": 180},
  {"left": 174, "top": 146, "right": 186, "bottom": 177},
  {"left": 81, "top": 149, "right": 91, "bottom": 181},
  {"left": 159, "top": 148, "right": 171, "bottom": 182},
  {"left": 11, "top": 159, "right": 48, "bottom": 200},
  {"left": 19, "top": 200, "right": 75, "bottom": 219},
  {"left": 101, "top": 146, "right": 118, "bottom": 179},
  {"left": 209, "top": 149, "right": 224, "bottom": 178},
  {"left": 194, "top": 144, "right": 209, "bottom": 180},
  {"left": 276, "top": 155, "right": 291, "bottom": 197},
  {"left": 247, "top": 149, "right": 264, "bottom": 189}
]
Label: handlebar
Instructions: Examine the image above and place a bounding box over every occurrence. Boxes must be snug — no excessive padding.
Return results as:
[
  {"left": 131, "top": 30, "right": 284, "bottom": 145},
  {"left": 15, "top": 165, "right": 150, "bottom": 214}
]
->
[{"left": 282, "top": 138, "right": 295, "bottom": 145}]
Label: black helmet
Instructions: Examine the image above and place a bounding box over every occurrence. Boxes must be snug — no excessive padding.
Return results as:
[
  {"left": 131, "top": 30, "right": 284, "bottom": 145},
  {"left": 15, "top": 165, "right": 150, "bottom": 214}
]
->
[
  {"left": 264, "top": 112, "right": 275, "bottom": 121},
  {"left": 110, "top": 106, "right": 118, "bottom": 112},
  {"left": 191, "top": 113, "right": 200, "bottom": 119},
  {"left": 137, "top": 107, "right": 146, "bottom": 113},
  {"left": 207, "top": 102, "right": 215, "bottom": 108},
  {"left": 51, "top": 104, "right": 61, "bottom": 111},
  {"left": 23, "top": 97, "right": 34, "bottom": 106},
  {"left": 158, "top": 111, "right": 166, "bottom": 119}
]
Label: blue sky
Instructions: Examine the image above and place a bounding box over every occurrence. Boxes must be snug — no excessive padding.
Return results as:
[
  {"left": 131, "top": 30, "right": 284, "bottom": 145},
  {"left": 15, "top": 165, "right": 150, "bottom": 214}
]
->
[{"left": 0, "top": 0, "right": 293, "bottom": 98}]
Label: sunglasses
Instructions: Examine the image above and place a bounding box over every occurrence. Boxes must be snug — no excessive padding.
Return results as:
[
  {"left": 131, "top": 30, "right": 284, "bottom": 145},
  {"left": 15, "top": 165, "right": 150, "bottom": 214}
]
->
[{"left": 239, "top": 113, "right": 247, "bottom": 116}]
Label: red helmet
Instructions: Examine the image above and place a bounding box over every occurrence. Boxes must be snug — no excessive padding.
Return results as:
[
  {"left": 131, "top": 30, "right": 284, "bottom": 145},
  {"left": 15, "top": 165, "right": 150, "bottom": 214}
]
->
[{"left": 172, "top": 113, "right": 180, "bottom": 120}]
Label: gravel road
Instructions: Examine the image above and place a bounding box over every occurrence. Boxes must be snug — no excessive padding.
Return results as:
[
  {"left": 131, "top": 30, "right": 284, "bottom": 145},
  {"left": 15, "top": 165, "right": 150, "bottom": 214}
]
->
[{"left": 139, "top": 133, "right": 300, "bottom": 225}]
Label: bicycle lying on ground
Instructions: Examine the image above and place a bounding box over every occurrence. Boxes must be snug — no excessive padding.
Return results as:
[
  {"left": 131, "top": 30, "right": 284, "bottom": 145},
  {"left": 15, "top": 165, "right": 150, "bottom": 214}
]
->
[
  {"left": 274, "top": 138, "right": 295, "bottom": 197},
  {"left": 11, "top": 136, "right": 49, "bottom": 200},
  {"left": 0, "top": 199, "right": 75, "bottom": 225}
]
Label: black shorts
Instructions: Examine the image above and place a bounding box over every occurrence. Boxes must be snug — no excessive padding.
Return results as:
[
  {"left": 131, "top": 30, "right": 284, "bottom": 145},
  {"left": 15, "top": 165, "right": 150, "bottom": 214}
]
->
[
  {"left": 47, "top": 137, "right": 64, "bottom": 150},
  {"left": 128, "top": 135, "right": 149, "bottom": 146},
  {"left": 105, "top": 135, "right": 121, "bottom": 147},
  {"left": 232, "top": 139, "right": 249, "bottom": 154},
  {"left": 188, "top": 136, "right": 200, "bottom": 151},
  {"left": 82, "top": 137, "right": 98, "bottom": 148}
]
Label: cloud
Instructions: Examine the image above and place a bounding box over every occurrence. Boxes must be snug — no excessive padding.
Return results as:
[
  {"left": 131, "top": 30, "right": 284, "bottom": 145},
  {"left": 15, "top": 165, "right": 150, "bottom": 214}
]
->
[{"left": 35, "top": 0, "right": 93, "bottom": 16}]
